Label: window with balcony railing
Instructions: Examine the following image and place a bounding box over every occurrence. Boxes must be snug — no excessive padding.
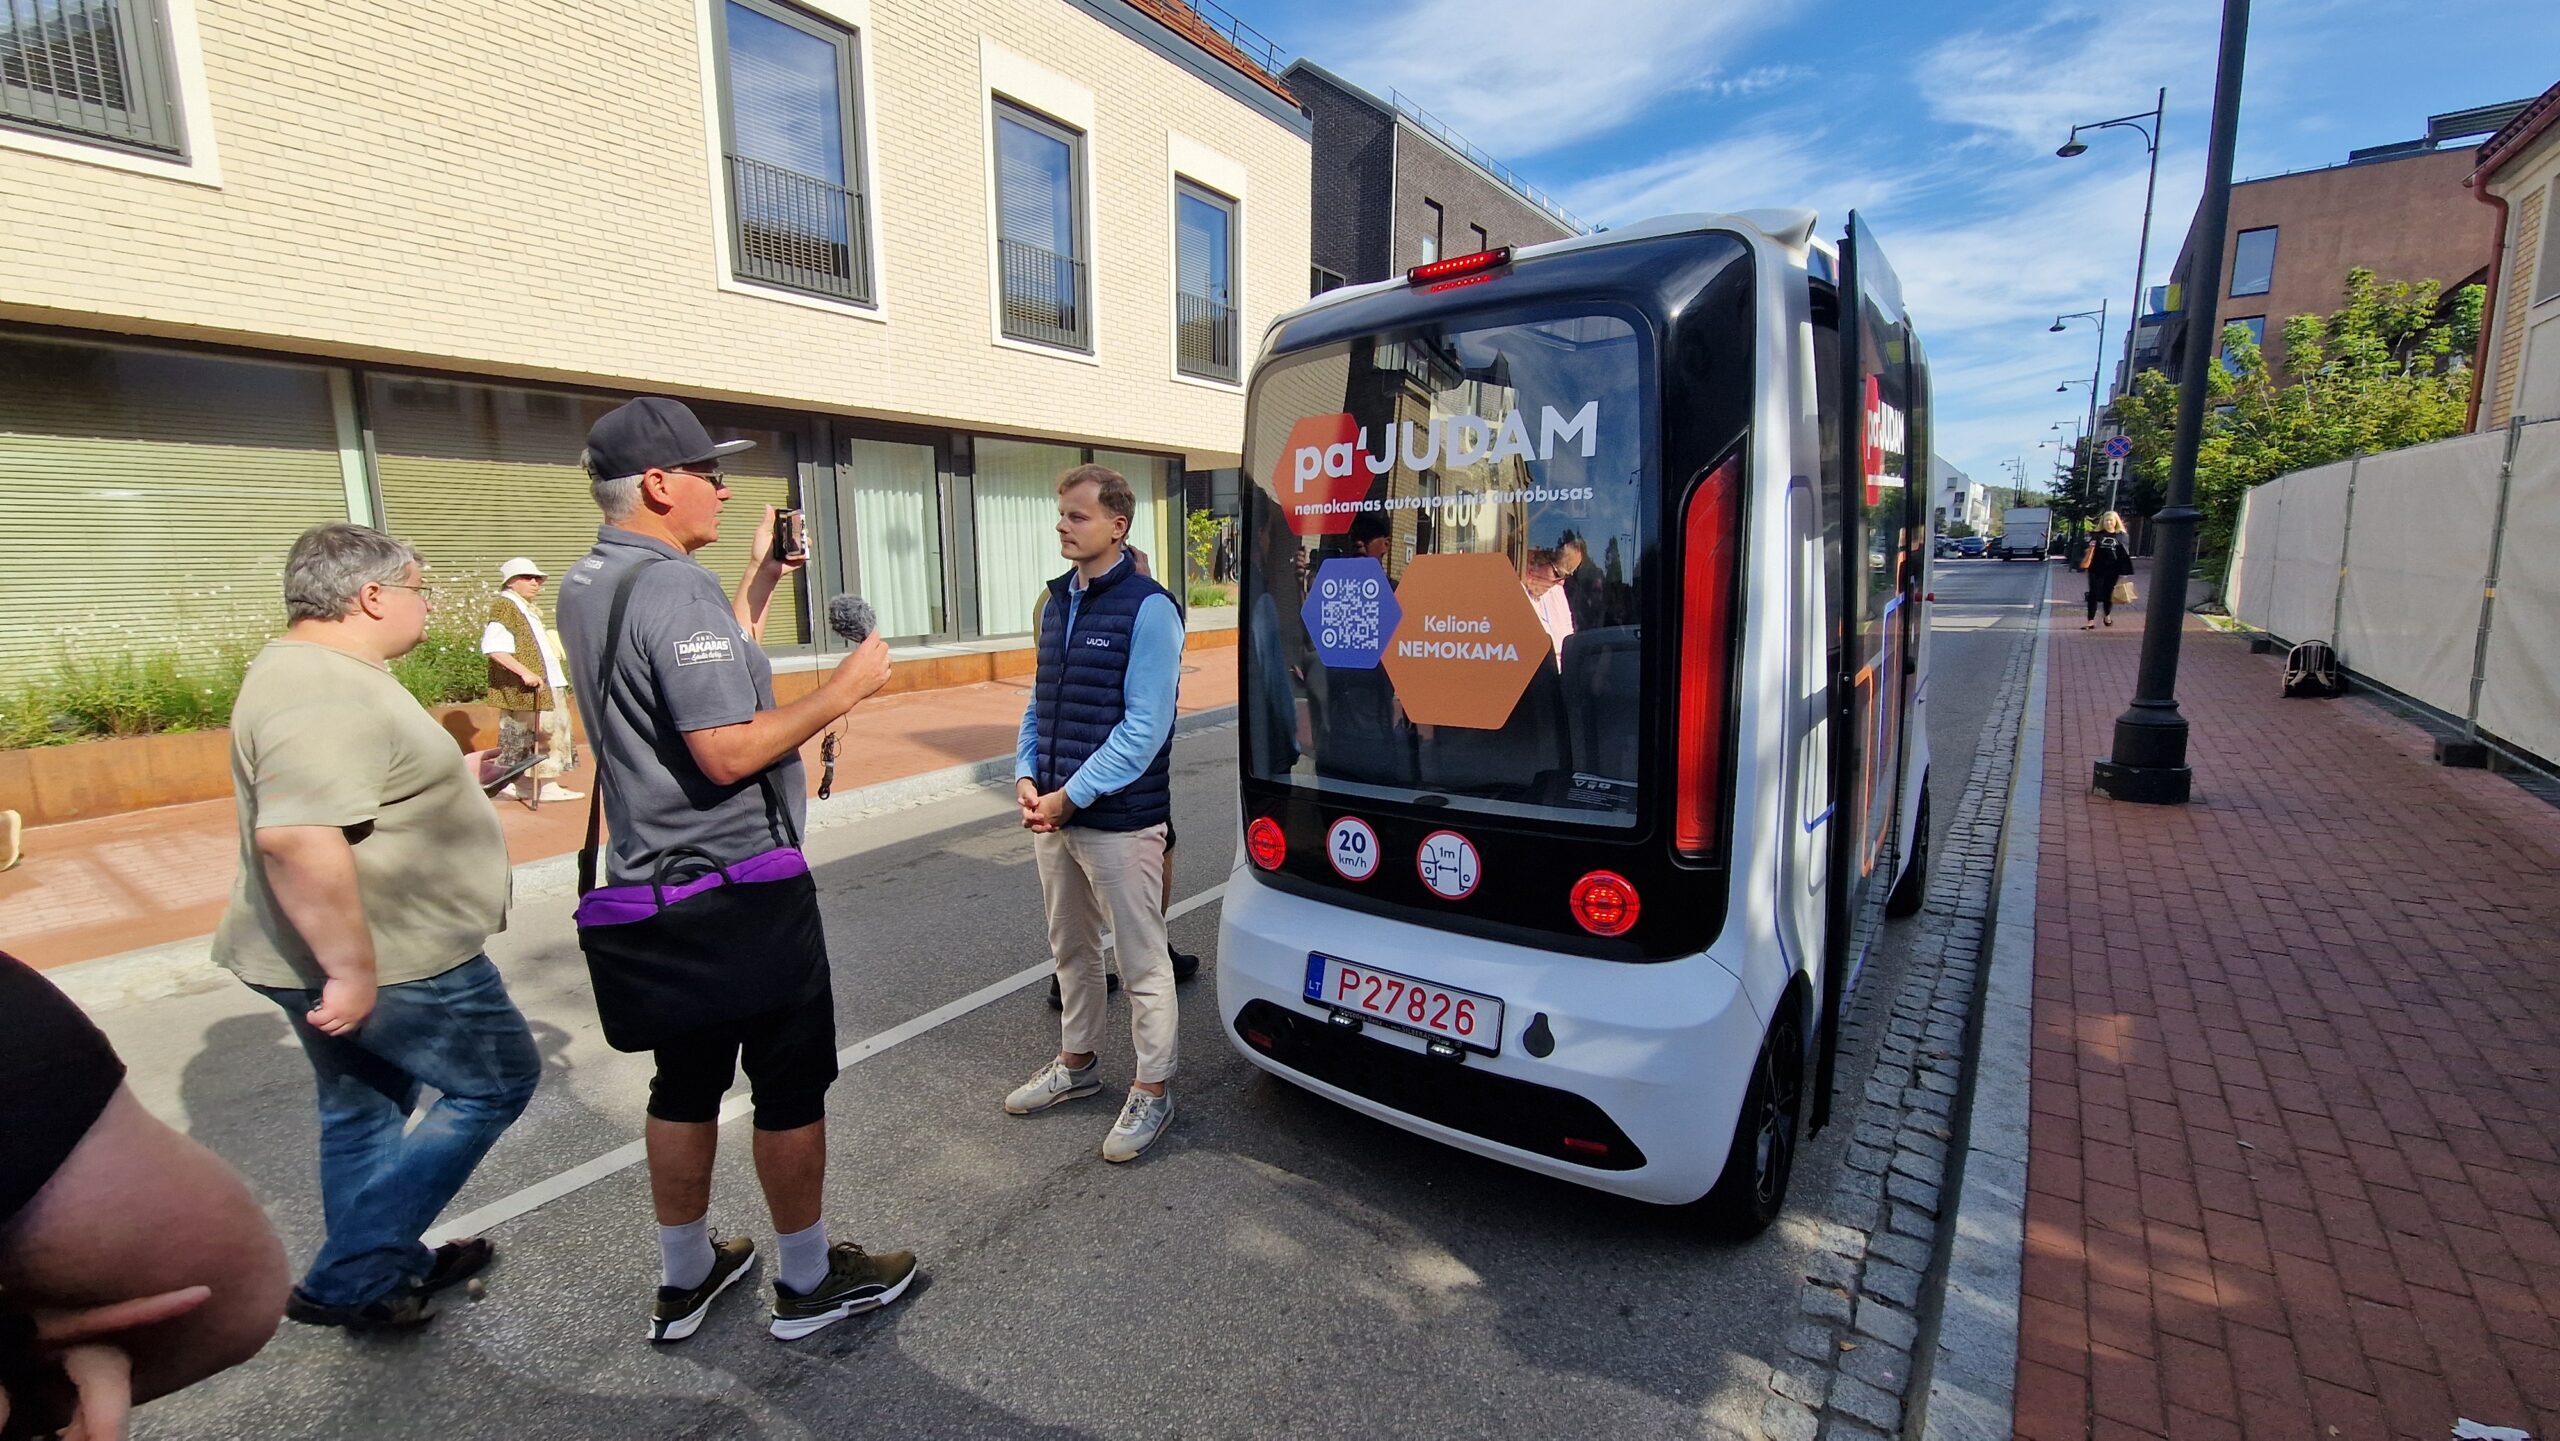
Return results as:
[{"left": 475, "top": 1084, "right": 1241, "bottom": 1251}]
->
[
  {"left": 1, "top": 0, "right": 184, "bottom": 155},
  {"left": 995, "top": 102, "right": 1088, "bottom": 351},
  {"left": 715, "top": 0, "right": 872, "bottom": 306},
  {"left": 1175, "top": 179, "right": 1237, "bottom": 383}
]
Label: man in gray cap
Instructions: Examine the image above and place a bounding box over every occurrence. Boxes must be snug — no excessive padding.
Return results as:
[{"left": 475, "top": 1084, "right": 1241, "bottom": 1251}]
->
[{"left": 558, "top": 397, "right": 914, "bottom": 1344}]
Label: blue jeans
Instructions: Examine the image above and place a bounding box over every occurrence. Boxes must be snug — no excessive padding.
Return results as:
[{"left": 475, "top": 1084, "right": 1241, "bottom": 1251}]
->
[{"left": 252, "top": 955, "right": 539, "bottom": 1308}]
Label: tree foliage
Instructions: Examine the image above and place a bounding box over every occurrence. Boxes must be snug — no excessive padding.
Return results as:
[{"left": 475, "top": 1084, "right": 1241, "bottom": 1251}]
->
[{"left": 2109, "top": 268, "right": 2479, "bottom": 555}]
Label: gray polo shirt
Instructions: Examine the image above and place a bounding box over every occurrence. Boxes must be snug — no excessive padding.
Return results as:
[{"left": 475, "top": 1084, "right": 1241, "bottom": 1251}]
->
[{"left": 556, "top": 527, "right": 806, "bottom": 880}]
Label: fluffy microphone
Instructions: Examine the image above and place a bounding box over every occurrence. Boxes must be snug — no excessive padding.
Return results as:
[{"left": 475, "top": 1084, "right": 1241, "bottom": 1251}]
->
[{"left": 826, "top": 593, "right": 876, "bottom": 645}]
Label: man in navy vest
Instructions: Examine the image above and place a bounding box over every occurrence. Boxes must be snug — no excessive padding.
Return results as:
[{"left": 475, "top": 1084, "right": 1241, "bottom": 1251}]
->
[{"left": 1003, "top": 464, "right": 1186, "bottom": 1162}]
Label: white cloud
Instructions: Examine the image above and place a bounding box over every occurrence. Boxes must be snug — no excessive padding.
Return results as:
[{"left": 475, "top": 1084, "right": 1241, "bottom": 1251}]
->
[
  {"left": 1914, "top": 1, "right": 2216, "bottom": 152},
  {"left": 1317, "top": 0, "right": 1807, "bottom": 158},
  {"left": 1561, "top": 121, "right": 1906, "bottom": 233}
]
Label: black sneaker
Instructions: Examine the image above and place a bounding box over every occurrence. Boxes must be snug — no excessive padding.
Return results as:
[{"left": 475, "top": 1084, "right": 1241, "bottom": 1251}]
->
[
  {"left": 1046, "top": 971, "right": 1120, "bottom": 1009},
  {"left": 286, "top": 1286, "right": 434, "bottom": 1333},
  {"left": 1170, "top": 949, "right": 1201, "bottom": 984},
  {"left": 417, "top": 1238, "right": 495, "bottom": 1295},
  {"left": 769, "top": 1242, "right": 919, "bottom": 1340},
  {"left": 651, "top": 1235, "right": 758, "bottom": 1344}
]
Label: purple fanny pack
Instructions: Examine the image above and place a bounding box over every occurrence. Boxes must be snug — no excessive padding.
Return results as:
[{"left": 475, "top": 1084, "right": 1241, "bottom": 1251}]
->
[{"left": 574, "top": 847, "right": 811, "bottom": 928}]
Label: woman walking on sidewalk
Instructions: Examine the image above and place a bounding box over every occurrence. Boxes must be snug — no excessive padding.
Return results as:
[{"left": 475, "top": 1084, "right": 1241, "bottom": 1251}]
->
[{"left": 2081, "top": 511, "right": 2134, "bottom": 628}]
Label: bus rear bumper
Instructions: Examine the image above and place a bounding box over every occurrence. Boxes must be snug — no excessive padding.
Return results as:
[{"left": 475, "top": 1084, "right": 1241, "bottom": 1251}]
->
[{"left": 1215, "top": 874, "right": 1771, "bottom": 1207}]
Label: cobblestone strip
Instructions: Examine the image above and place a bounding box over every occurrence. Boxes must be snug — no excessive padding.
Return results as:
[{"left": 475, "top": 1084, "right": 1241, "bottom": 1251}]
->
[{"left": 1759, "top": 632, "right": 2036, "bottom": 1441}]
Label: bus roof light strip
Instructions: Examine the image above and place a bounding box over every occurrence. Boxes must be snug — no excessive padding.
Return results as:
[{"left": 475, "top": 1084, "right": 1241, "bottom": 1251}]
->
[{"left": 1405, "top": 246, "right": 1513, "bottom": 286}]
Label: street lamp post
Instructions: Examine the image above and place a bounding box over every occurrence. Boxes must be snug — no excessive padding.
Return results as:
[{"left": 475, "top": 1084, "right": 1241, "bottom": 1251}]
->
[
  {"left": 2092, "top": 0, "right": 2249, "bottom": 806},
  {"left": 2051, "top": 304, "right": 2108, "bottom": 520},
  {"left": 2060, "top": 87, "right": 2166, "bottom": 404}
]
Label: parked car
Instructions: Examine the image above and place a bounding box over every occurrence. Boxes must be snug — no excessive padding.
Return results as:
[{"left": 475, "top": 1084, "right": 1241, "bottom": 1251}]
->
[
  {"left": 1956, "top": 536, "right": 1985, "bottom": 558},
  {"left": 1935, "top": 536, "right": 1961, "bottom": 558}
]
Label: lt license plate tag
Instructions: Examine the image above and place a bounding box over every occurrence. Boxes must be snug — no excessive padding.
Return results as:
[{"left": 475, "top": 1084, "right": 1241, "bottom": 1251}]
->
[{"left": 1304, "top": 953, "right": 1504, "bottom": 1055}]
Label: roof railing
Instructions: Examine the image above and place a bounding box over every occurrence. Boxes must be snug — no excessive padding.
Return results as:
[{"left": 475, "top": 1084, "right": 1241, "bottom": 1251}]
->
[{"left": 1385, "top": 89, "right": 1588, "bottom": 235}]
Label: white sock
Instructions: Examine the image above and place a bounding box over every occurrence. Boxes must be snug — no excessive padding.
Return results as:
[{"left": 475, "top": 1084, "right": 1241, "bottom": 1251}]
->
[
  {"left": 659, "top": 1215, "right": 714, "bottom": 1291},
  {"left": 777, "top": 1220, "right": 829, "bottom": 1295}
]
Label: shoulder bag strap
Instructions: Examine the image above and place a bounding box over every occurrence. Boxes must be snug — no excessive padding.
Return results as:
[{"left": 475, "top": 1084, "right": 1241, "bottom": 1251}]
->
[{"left": 578, "top": 561, "right": 657, "bottom": 896}]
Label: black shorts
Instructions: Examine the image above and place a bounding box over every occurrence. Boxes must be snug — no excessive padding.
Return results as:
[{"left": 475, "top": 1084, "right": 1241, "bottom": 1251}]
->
[
  {"left": 647, "top": 985, "right": 839, "bottom": 1132},
  {"left": 0, "top": 953, "right": 126, "bottom": 1230}
]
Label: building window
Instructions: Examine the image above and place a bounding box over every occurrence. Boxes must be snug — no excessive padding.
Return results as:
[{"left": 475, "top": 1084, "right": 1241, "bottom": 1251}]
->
[
  {"left": 2230, "top": 227, "right": 2276, "bottom": 297},
  {"left": 2537, "top": 179, "right": 2560, "bottom": 306},
  {"left": 714, "top": 0, "right": 871, "bottom": 305},
  {"left": 1174, "top": 179, "right": 1238, "bottom": 383},
  {"left": 2218, "top": 315, "right": 2265, "bottom": 371},
  {"left": 1420, "top": 198, "right": 1443, "bottom": 264},
  {"left": 1469, "top": 223, "right": 1488, "bottom": 254},
  {"left": 1311, "top": 264, "right": 1345, "bottom": 296},
  {"left": 1, "top": 0, "right": 185, "bottom": 155},
  {"left": 995, "top": 100, "right": 1089, "bottom": 351}
]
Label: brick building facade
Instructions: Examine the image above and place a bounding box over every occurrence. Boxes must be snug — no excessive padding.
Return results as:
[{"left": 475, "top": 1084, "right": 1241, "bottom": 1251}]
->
[{"left": 0, "top": 0, "right": 1310, "bottom": 677}]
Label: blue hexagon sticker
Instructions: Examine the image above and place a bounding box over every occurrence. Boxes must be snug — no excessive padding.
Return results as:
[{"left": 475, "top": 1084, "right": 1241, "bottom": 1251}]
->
[{"left": 1301, "top": 556, "right": 1400, "bottom": 670}]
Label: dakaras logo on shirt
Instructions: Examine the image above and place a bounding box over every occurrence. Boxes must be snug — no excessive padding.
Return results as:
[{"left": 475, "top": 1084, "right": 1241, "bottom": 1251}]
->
[{"left": 673, "top": 630, "right": 735, "bottom": 666}]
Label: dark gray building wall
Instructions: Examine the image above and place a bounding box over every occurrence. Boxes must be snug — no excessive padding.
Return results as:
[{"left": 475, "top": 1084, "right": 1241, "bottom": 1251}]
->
[
  {"left": 1287, "top": 65, "right": 1396, "bottom": 289},
  {"left": 1388, "top": 126, "right": 1576, "bottom": 276}
]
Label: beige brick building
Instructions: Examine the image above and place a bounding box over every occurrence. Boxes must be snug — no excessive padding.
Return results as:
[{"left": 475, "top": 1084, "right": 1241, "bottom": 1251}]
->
[{"left": 0, "top": 0, "right": 1309, "bottom": 678}]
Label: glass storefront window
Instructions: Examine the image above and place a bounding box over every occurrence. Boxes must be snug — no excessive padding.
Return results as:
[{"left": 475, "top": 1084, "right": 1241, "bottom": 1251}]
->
[
  {"left": 973, "top": 436, "right": 1083, "bottom": 635},
  {"left": 369, "top": 377, "right": 808, "bottom": 647},
  {"left": 842, "top": 437, "right": 943, "bottom": 642},
  {"left": 0, "top": 333, "right": 345, "bottom": 688}
]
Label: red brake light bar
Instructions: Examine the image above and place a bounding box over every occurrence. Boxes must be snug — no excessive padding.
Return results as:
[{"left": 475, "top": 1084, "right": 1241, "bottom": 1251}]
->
[{"left": 1406, "top": 246, "right": 1513, "bottom": 287}]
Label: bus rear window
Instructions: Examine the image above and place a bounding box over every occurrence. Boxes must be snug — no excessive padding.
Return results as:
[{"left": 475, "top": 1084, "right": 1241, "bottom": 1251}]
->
[{"left": 1241, "top": 312, "right": 1652, "bottom": 828}]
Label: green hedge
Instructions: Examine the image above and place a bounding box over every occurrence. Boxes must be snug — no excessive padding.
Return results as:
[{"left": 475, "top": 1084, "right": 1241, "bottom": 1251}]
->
[{"left": 2, "top": 623, "right": 496, "bottom": 750}]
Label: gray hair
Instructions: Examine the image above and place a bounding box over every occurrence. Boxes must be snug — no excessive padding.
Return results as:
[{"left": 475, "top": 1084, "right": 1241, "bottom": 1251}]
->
[
  {"left": 582, "top": 446, "right": 643, "bottom": 522},
  {"left": 283, "top": 523, "right": 422, "bottom": 623}
]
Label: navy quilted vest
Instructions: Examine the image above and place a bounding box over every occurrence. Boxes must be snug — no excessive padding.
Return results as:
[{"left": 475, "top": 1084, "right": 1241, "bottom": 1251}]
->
[{"left": 1034, "top": 553, "right": 1174, "bottom": 831}]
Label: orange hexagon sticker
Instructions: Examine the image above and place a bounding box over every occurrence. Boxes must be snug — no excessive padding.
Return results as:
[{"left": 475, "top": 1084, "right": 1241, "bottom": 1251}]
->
[{"left": 1382, "top": 553, "right": 1553, "bottom": 730}]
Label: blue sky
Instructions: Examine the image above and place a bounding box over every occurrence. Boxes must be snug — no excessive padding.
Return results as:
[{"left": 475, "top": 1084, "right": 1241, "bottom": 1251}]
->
[{"left": 1221, "top": 0, "right": 2560, "bottom": 491}]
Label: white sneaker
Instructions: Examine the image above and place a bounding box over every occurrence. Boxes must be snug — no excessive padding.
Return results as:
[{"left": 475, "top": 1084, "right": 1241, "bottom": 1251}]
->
[
  {"left": 537, "top": 783, "right": 585, "bottom": 801},
  {"left": 1004, "top": 1058, "right": 1102, "bottom": 1115},
  {"left": 1101, "top": 1087, "right": 1174, "bottom": 1163}
]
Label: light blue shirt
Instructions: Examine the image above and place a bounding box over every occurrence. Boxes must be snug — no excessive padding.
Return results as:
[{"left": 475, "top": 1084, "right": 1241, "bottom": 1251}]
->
[{"left": 1016, "top": 577, "right": 1185, "bottom": 810}]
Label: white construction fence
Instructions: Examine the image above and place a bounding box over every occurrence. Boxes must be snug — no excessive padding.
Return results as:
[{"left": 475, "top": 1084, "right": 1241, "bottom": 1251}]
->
[{"left": 2226, "top": 415, "right": 2560, "bottom": 768}]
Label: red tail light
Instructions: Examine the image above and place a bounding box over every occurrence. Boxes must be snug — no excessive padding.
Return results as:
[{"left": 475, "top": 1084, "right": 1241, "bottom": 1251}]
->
[
  {"left": 1246, "top": 817, "right": 1287, "bottom": 871},
  {"left": 1405, "top": 246, "right": 1512, "bottom": 286},
  {"left": 1570, "top": 870, "right": 1641, "bottom": 937},
  {"left": 1676, "top": 456, "right": 1742, "bottom": 857},
  {"left": 1559, "top": 1136, "right": 1611, "bottom": 1157}
]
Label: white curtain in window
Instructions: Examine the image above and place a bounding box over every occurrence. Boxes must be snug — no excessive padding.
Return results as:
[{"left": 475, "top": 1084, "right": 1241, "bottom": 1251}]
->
[
  {"left": 847, "top": 439, "right": 940, "bottom": 640},
  {"left": 975, "top": 438, "right": 1081, "bottom": 634},
  {"left": 1094, "top": 450, "right": 1169, "bottom": 585}
]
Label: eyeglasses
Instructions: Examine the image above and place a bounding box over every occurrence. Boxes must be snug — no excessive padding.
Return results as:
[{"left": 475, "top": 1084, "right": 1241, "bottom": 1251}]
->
[
  {"left": 379, "top": 581, "right": 439, "bottom": 604},
  {"left": 667, "top": 465, "right": 726, "bottom": 484}
]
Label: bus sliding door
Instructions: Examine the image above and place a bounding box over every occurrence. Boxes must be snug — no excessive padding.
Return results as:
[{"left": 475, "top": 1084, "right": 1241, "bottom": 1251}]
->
[{"left": 1812, "top": 213, "right": 1919, "bottom": 1130}]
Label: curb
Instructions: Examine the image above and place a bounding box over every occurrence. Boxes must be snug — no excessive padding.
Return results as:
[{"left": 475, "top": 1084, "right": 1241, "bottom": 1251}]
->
[
  {"left": 46, "top": 705, "right": 1239, "bottom": 1016},
  {"left": 1917, "top": 565, "right": 2053, "bottom": 1440},
  {"left": 1758, "top": 605, "right": 2038, "bottom": 1441}
]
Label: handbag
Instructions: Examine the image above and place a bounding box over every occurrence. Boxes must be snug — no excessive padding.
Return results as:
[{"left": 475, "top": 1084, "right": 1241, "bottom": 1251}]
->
[
  {"left": 2111, "top": 577, "right": 2137, "bottom": 606},
  {"left": 571, "top": 562, "right": 830, "bottom": 1052}
]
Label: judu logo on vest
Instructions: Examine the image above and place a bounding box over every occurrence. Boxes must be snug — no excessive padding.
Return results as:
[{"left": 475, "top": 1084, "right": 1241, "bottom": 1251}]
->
[{"left": 1271, "top": 404, "right": 1603, "bottom": 536}]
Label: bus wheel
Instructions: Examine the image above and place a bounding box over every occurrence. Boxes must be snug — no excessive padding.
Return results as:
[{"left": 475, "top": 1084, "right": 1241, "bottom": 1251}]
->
[
  {"left": 1886, "top": 792, "right": 1930, "bottom": 919},
  {"left": 1698, "top": 1004, "right": 1805, "bottom": 1238}
]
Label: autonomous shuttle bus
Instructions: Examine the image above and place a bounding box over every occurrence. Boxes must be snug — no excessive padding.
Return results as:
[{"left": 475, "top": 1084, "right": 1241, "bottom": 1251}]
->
[{"left": 1217, "top": 210, "right": 1934, "bottom": 1233}]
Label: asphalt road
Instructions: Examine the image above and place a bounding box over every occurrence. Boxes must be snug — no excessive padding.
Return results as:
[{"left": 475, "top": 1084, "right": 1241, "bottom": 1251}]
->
[{"left": 96, "top": 556, "right": 2056, "bottom": 1441}]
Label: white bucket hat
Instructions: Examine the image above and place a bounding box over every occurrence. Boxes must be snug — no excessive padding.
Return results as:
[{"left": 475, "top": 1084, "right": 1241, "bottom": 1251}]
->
[{"left": 498, "top": 556, "right": 548, "bottom": 582}]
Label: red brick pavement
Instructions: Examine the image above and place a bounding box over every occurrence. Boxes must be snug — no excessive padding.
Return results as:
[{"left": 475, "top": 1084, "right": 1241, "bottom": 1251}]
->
[{"left": 2013, "top": 581, "right": 2560, "bottom": 1441}]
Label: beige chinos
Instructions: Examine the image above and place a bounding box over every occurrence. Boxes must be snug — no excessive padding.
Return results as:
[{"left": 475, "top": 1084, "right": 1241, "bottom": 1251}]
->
[{"left": 1037, "top": 822, "right": 1176, "bottom": 1084}]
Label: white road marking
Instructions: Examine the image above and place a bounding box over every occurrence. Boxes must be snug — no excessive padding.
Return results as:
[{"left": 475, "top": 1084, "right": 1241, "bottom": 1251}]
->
[{"left": 426, "top": 881, "right": 1230, "bottom": 1243}]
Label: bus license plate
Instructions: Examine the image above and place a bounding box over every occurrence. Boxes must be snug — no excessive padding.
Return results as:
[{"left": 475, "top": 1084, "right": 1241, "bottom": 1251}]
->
[{"left": 1305, "top": 953, "right": 1503, "bottom": 1055}]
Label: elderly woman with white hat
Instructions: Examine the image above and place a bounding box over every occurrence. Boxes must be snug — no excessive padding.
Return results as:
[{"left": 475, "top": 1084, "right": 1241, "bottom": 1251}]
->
[{"left": 483, "top": 556, "right": 583, "bottom": 805}]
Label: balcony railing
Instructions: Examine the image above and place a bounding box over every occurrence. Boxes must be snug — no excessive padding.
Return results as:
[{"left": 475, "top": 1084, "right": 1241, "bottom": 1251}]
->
[
  {"left": 1175, "top": 289, "right": 1237, "bottom": 383},
  {"left": 999, "top": 237, "right": 1088, "bottom": 351},
  {"left": 726, "top": 152, "right": 869, "bottom": 305},
  {"left": 1, "top": 0, "right": 184, "bottom": 154}
]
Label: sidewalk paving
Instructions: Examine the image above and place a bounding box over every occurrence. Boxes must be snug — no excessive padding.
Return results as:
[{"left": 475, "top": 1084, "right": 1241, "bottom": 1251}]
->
[
  {"left": 2011, "top": 587, "right": 2560, "bottom": 1440},
  {"left": 0, "top": 646, "right": 1235, "bottom": 972}
]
